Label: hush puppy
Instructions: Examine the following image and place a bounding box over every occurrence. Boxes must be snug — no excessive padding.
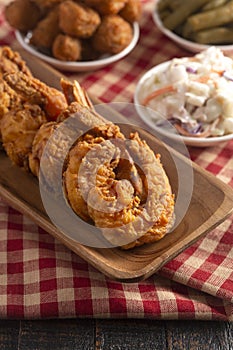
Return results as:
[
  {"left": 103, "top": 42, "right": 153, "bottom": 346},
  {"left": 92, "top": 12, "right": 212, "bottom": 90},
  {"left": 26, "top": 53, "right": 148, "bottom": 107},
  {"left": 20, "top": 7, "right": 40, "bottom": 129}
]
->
[
  {"left": 119, "top": 0, "right": 142, "bottom": 23},
  {"left": 59, "top": 1, "right": 101, "bottom": 39},
  {"left": 84, "top": 0, "right": 128, "bottom": 15},
  {"left": 31, "top": 0, "right": 63, "bottom": 12},
  {"left": 4, "top": 0, "right": 42, "bottom": 32},
  {"left": 30, "top": 6, "right": 60, "bottom": 50},
  {"left": 92, "top": 15, "right": 133, "bottom": 54},
  {"left": 52, "top": 34, "right": 82, "bottom": 61}
]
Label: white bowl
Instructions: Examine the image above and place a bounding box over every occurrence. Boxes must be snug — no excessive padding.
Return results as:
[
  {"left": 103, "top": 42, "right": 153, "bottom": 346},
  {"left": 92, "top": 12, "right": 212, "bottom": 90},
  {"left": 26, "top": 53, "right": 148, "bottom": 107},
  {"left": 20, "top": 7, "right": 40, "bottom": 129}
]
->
[
  {"left": 15, "top": 22, "right": 139, "bottom": 72},
  {"left": 152, "top": 4, "right": 233, "bottom": 54},
  {"left": 134, "top": 61, "right": 233, "bottom": 147}
]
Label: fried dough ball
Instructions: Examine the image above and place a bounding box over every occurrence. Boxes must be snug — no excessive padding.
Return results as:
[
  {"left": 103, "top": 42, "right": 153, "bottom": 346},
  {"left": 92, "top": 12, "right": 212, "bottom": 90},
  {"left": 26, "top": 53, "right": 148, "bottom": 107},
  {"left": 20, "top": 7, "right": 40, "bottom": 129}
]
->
[
  {"left": 59, "top": 1, "right": 101, "bottom": 39},
  {"left": 92, "top": 15, "right": 133, "bottom": 54},
  {"left": 31, "top": 0, "right": 63, "bottom": 13},
  {"left": 30, "top": 6, "right": 61, "bottom": 50},
  {"left": 4, "top": 0, "right": 42, "bottom": 32},
  {"left": 119, "top": 0, "right": 142, "bottom": 23},
  {"left": 52, "top": 34, "right": 82, "bottom": 61},
  {"left": 84, "top": 0, "right": 128, "bottom": 15}
]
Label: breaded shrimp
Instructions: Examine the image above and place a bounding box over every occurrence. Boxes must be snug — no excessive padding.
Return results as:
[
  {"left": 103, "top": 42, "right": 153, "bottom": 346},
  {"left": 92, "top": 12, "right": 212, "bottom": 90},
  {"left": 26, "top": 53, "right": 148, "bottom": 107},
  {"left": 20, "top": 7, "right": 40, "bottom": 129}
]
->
[{"left": 1, "top": 103, "right": 47, "bottom": 168}]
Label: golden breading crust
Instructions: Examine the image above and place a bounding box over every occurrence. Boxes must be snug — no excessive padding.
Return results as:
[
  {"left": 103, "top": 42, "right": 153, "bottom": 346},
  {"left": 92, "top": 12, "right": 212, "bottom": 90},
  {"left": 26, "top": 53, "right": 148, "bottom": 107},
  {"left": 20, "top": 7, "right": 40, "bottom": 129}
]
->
[
  {"left": 0, "top": 46, "right": 32, "bottom": 140},
  {"left": 0, "top": 48, "right": 175, "bottom": 249},
  {"left": 29, "top": 121, "right": 59, "bottom": 177},
  {"left": 0, "top": 46, "right": 32, "bottom": 77},
  {"left": 59, "top": 1, "right": 101, "bottom": 39},
  {"left": 119, "top": 0, "right": 142, "bottom": 23},
  {"left": 4, "top": 71, "right": 67, "bottom": 120},
  {"left": 1, "top": 103, "right": 47, "bottom": 168},
  {"left": 63, "top": 122, "right": 125, "bottom": 221},
  {"left": 92, "top": 15, "right": 133, "bottom": 54},
  {"left": 31, "top": 0, "right": 63, "bottom": 12},
  {"left": 84, "top": 0, "right": 128, "bottom": 15},
  {"left": 4, "top": 0, "right": 142, "bottom": 62},
  {"left": 52, "top": 34, "right": 82, "bottom": 61},
  {"left": 63, "top": 127, "right": 175, "bottom": 249},
  {"left": 0, "top": 48, "right": 68, "bottom": 168},
  {"left": 85, "top": 132, "right": 175, "bottom": 249},
  {"left": 61, "top": 95, "right": 175, "bottom": 249},
  {"left": 4, "top": 0, "right": 42, "bottom": 32},
  {"left": 30, "top": 6, "right": 61, "bottom": 49},
  {"left": 0, "top": 79, "right": 19, "bottom": 124}
]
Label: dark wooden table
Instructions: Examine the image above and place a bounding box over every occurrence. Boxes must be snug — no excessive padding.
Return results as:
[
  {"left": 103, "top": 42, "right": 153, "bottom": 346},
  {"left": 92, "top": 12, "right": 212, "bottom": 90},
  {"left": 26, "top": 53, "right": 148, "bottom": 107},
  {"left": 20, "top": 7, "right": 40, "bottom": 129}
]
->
[{"left": 0, "top": 319, "right": 232, "bottom": 349}]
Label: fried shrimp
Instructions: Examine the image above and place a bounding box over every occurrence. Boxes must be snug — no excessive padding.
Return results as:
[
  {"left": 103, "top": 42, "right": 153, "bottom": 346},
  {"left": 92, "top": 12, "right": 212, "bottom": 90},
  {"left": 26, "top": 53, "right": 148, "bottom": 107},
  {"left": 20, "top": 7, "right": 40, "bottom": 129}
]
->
[
  {"left": 28, "top": 79, "right": 95, "bottom": 186},
  {"left": 0, "top": 78, "right": 21, "bottom": 141},
  {"left": 64, "top": 123, "right": 128, "bottom": 222},
  {"left": 0, "top": 48, "right": 175, "bottom": 249},
  {"left": 0, "top": 46, "right": 32, "bottom": 77},
  {"left": 1, "top": 103, "right": 47, "bottom": 168},
  {"left": 29, "top": 121, "right": 59, "bottom": 177},
  {"left": 28, "top": 78, "right": 175, "bottom": 249},
  {"left": 0, "top": 47, "right": 32, "bottom": 140},
  {"left": 74, "top": 130, "right": 175, "bottom": 249},
  {"left": 0, "top": 54, "right": 67, "bottom": 168},
  {"left": 59, "top": 82, "right": 175, "bottom": 249},
  {"left": 62, "top": 124, "right": 175, "bottom": 248},
  {"left": 4, "top": 71, "right": 67, "bottom": 120}
]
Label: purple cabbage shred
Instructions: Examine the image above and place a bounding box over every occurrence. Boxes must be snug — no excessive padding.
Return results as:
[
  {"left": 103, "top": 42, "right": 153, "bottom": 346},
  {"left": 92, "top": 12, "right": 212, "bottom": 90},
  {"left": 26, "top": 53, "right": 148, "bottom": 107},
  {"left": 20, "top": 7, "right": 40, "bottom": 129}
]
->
[{"left": 186, "top": 66, "right": 197, "bottom": 74}]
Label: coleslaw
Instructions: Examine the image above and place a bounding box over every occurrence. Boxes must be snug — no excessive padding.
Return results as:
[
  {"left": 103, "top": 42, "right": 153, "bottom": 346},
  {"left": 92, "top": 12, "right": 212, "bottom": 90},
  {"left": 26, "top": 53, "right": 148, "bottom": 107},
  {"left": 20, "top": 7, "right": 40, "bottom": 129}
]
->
[{"left": 142, "top": 47, "right": 233, "bottom": 137}]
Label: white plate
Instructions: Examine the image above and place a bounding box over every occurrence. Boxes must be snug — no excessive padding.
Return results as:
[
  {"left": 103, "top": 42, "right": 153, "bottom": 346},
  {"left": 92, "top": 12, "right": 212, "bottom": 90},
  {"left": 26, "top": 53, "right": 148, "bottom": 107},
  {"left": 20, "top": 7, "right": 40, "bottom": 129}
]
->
[
  {"left": 134, "top": 61, "right": 233, "bottom": 147},
  {"left": 152, "top": 3, "right": 233, "bottom": 54},
  {"left": 15, "top": 22, "right": 140, "bottom": 72}
]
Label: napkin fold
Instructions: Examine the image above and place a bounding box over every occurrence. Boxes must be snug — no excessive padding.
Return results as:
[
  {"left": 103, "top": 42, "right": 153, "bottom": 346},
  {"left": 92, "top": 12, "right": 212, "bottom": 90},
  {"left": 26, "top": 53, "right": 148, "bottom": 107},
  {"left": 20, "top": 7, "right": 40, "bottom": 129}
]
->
[{"left": 0, "top": 0, "right": 233, "bottom": 320}]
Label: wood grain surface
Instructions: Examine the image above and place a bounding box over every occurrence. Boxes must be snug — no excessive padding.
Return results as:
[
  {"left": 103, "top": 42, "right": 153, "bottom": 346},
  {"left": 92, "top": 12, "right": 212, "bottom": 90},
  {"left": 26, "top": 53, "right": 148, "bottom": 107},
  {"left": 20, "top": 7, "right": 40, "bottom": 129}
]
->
[{"left": 0, "top": 319, "right": 232, "bottom": 349}]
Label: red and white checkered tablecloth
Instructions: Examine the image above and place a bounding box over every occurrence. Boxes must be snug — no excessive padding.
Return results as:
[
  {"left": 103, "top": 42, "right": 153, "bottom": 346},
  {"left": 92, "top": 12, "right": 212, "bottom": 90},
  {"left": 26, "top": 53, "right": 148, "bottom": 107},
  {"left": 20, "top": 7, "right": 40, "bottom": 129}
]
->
[{"left": 0, "top": 0, "right": 233, "bottom": 320}]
